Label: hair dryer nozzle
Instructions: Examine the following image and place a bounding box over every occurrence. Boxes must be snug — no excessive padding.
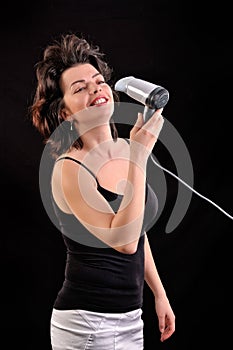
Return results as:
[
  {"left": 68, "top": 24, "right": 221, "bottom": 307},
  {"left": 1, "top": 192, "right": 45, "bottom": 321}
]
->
[{"left": 114, "top": 76, "right": 135, "bottom": 93}]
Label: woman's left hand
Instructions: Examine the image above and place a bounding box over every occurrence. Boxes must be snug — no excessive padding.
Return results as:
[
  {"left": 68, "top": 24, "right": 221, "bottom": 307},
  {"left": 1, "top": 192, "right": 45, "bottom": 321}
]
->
[{"left": 154, "top": 294, "right": 176, "bottom": 342}]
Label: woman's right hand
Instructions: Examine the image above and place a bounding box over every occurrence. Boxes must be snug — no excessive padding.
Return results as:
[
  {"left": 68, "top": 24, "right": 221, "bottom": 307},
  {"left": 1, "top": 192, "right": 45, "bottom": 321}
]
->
[{"left": 130, "top": 108, "right": 164, "bottom": 156}]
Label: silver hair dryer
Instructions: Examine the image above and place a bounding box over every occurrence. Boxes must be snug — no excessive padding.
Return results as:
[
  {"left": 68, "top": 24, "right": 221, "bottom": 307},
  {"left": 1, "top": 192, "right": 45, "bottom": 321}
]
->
[{"left": 114, "top": 76, "right": 169, "bottom": 121}]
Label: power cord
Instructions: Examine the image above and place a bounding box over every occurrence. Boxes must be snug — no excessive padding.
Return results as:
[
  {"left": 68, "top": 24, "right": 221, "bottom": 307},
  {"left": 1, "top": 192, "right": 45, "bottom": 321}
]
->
[{"left": 150, "top": 153, "right": 233, "bottom": 220}]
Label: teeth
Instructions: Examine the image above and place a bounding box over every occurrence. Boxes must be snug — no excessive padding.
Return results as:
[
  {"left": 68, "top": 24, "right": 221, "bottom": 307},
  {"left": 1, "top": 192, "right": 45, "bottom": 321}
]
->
[{"left": 93, "top": 98, "right": 106, "bottom": 105}]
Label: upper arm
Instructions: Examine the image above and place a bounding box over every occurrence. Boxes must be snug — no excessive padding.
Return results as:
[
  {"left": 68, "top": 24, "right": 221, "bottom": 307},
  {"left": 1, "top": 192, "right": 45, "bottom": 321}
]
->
[{"left": 60, "top": 159, "right": 115, "bottom": 229}]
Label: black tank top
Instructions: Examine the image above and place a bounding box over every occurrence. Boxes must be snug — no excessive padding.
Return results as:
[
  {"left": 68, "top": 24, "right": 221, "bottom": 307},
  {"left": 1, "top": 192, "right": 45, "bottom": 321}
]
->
[{"left": 52, "top": 153, "right": 158, "bottom": 313}]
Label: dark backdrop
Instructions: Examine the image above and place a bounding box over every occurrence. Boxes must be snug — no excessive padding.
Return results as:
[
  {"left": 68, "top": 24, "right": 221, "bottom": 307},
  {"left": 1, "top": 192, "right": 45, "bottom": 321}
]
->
[{"left": 1, "top": 1, "right": 232, "bottom": 349}]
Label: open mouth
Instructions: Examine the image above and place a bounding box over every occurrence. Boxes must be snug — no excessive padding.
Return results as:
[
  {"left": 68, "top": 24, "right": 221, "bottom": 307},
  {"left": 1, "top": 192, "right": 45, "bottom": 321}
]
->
[{"left": 90, "top": 97, "right": 108, "bottom": 106}]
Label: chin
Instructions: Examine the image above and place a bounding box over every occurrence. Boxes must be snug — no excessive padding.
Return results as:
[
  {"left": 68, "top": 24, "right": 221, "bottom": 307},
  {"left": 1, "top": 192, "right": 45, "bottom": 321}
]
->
[{"left": 73, "top": 102, "right": 115, "bottom": 134}]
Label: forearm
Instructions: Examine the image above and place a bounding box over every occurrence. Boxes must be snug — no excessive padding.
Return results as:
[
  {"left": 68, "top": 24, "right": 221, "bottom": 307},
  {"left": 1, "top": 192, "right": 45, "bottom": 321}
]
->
[
  {"left": 109, "top": 144, "right": 148, "bottom": 246},
  {"left": 111, "top": 150, "right": 147, "bottom": 227},
  {"left": 144, "top": 233, "right": 167, "bottom": 298},
  {"left": 144, "top": 233, "right": 176, "bottom": 342}
]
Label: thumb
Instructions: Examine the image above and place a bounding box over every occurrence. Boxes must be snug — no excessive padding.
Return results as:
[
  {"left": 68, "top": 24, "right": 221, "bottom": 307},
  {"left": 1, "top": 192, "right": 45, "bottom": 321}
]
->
[
  {"left": 130, "top": 112, "right": 144, "bottom": 138},
  {"left": 134, "top": 112, "right": 144, "bottom": 129},
  {"left": 159, "top": 317, "right": 165, "bottom": 334}
]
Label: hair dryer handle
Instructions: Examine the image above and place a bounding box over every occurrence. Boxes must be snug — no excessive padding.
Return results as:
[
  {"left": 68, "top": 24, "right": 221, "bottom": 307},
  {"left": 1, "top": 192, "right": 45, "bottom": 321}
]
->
[{"left": 143, "top": 106, "right": 157, "bottom": 122}]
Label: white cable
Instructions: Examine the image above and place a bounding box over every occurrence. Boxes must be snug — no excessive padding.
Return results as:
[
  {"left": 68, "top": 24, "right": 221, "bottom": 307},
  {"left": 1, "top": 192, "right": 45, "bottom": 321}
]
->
[{"left": 150, "top": 153, "right": 233, "bottom": 220}]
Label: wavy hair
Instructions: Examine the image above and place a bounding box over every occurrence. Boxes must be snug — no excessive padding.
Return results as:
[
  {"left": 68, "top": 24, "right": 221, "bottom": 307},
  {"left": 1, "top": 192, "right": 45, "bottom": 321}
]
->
[{"left": 29, "top": 33, "right": 119, "bottom": 158}]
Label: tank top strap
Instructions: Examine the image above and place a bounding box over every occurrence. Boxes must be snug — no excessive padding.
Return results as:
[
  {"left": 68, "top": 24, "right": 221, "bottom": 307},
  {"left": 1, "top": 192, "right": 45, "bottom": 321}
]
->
[{"left": 56, "top": 156, "right": 100, "bottom": 185}]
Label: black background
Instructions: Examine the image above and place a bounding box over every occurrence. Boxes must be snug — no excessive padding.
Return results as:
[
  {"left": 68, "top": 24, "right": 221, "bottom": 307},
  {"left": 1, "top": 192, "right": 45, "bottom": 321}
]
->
[{"left": 1, "top": 1, "right": 232, "bottom": 349}]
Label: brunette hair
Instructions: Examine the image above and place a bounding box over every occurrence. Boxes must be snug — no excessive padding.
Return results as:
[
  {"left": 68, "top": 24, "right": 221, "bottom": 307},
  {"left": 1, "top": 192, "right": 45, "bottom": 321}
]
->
[{"left": 29, "top": 32, "right": 119, "bottom": 158}]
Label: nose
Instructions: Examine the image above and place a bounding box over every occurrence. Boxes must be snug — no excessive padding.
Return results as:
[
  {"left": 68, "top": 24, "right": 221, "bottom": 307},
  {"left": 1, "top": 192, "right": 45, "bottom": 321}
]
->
[{"left": 88, "top": 82, "right": 101, "bottom": 94}]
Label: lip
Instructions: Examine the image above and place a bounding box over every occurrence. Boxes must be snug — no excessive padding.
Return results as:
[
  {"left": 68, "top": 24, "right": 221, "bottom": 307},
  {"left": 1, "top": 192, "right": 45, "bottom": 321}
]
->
[{"left": 90, "top": 96, "right": 109, "bottom": 106}]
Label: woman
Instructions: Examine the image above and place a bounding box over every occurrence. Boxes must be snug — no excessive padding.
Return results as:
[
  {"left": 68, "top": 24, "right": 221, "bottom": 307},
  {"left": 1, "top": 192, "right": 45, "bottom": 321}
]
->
[{"left": 29, "top": 32, "right": 175, "bottom": 349}]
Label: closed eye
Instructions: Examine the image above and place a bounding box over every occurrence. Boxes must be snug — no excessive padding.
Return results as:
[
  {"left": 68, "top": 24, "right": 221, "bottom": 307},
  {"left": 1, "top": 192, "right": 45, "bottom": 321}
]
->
[
  {"left": 74, "top": 86, "right": 86, "bottom": 93},
  {"left": 73, "top": 79, "right": 106, "bottom": 93},
  {"left": 96, "top": 80, "right": 106, "bottom": 85}
]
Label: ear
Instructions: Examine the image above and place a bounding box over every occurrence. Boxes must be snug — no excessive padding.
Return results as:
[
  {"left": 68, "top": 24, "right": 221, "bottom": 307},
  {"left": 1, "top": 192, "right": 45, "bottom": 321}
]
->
[{"left": 60, "top": 108, "right": 71, "bottom": 121}]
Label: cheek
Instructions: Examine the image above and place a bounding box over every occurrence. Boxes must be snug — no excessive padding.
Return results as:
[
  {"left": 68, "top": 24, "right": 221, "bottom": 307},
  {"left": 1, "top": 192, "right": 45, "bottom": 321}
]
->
[
  {"left": 107, "top": 86, "right": 114, "bottom": 101},
  {"left": 64, "top": 95, "right": 86, "bottom": 115}
]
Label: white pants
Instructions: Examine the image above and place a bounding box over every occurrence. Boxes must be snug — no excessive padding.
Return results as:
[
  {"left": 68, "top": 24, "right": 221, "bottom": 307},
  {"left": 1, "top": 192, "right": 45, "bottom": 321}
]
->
[{"left": 50, "top": 308, "right": 144, "bottom": 350}]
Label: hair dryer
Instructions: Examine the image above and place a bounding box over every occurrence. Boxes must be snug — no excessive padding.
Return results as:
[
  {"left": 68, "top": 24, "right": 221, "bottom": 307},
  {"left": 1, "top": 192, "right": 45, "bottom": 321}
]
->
[
  {"left": 114, "top": 76, "right": 169, "bottom": 121},
  {"left": 115, "top": 76, "right": 233, "bottom": 224}
]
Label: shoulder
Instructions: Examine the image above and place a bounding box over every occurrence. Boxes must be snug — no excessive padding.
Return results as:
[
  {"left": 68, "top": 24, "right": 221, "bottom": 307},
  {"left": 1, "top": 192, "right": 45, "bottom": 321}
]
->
[
  {"left": 52, "top": 152, "right": 84, "bottom": 180},
  {"left": 54, "top": 148, "right": 87, "bottom": 170}
]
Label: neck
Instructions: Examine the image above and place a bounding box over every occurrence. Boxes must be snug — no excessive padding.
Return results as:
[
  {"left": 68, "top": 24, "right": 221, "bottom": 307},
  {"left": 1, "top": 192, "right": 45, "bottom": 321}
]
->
[{"left": 80, "top": 125, "right": 114, "bottom": 152}]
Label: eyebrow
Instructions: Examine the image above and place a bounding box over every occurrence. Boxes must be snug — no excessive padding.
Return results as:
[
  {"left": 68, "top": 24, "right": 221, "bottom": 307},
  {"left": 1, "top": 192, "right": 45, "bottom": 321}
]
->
[{"left": 70, "top": 72, "right": 101, "bottom": 89}]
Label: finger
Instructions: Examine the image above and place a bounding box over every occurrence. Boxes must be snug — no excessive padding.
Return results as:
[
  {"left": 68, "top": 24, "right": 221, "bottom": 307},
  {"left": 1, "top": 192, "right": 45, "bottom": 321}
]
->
[
  {"left": 143, "top": 108, "right": 163, "bottom": 129},
  {"left": 135, "top": 112, "right": 144, "bottom": 128},
  {"left": 158, "top": 316, "right": 165, "bottom": 335},
  {"left": 160, "top": 321, "right": 175, "bottom": 342},
  {"left": 142, "top": 114, "right": 164, "bottom": 139},
  {"left": 145, "top": 107, "right": 163, "bottom": 124},
  {"left": 130, "top": 112, "right": 144, "bottom": 135},
  {"left": 160, "top": 326, "right": 175, "bottom": 342}
]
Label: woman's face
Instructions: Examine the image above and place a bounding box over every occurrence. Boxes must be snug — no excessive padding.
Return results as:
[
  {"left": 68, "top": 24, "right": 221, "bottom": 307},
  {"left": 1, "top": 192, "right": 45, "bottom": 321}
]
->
[{"left": 60, "top": 63, "right": 114, "bottom": 117}]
